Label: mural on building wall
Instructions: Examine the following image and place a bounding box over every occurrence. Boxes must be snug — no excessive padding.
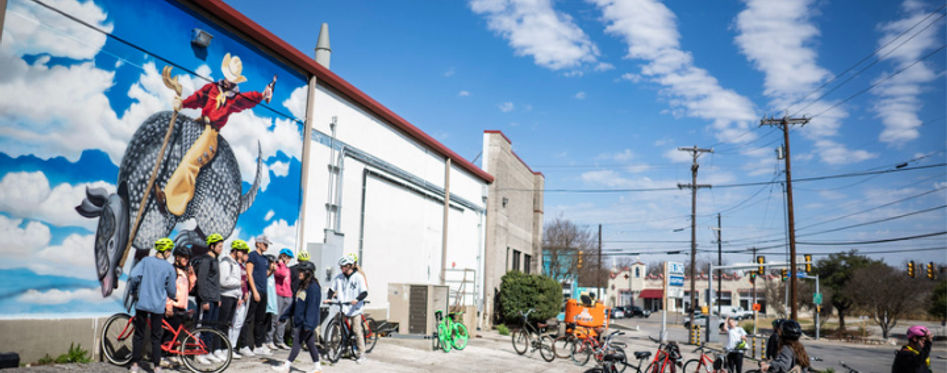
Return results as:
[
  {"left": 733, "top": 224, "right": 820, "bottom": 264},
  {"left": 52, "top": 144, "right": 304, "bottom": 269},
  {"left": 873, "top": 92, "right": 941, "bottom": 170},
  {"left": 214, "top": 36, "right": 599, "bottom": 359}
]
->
[{"left": 0, "top": 0, "right": 309, "bottom": 316}]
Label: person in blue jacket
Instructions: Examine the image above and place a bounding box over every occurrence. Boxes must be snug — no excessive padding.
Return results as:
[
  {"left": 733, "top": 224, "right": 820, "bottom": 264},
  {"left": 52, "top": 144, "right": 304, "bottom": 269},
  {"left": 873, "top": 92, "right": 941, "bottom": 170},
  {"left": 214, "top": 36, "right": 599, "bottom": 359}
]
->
[
  {"left": 272, "top": 261, "right": 322, "bottom": 373},
  {"left": 127, "top": 238, "right": 177, "bottom": 373}
]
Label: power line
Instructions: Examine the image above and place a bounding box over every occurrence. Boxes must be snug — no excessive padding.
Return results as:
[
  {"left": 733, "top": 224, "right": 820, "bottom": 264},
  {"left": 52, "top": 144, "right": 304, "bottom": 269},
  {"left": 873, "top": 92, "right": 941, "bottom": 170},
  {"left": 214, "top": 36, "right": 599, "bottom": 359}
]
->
[{"left": 798, "top": 231, "right": 946, "bottom": 245}]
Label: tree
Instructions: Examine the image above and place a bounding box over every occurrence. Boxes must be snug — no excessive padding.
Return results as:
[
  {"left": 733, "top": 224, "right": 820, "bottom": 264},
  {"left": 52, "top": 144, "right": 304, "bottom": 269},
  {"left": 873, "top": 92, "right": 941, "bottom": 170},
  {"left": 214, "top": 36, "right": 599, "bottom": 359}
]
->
[
  {"left": 764, "top": 278, "right": 787, "bottom": 318},
  {"left": 646, "top": 261, "right": 664, "bottom": 276},
  {"left": 848, "top": 263, "right": 920, "bottom": 339},
  {"left": 542, "top": 217, "right": 595, "bottom": 280},
  {"left": 799, "top": 280, "right": 833, "bottom": 330},
  {"left": 928, "top": 279, "right": 947, "bottom": 324},
  {"left": 815, "top": 251, "right": 879, "bottom": 332}
]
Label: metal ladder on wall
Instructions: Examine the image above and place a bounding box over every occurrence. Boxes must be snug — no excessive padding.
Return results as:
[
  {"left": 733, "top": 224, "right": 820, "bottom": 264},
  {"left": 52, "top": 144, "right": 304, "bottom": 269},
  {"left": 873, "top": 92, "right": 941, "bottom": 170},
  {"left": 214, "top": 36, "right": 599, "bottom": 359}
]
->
[{"left": 444, "top": 268, "right": 477, "bottom": 312}]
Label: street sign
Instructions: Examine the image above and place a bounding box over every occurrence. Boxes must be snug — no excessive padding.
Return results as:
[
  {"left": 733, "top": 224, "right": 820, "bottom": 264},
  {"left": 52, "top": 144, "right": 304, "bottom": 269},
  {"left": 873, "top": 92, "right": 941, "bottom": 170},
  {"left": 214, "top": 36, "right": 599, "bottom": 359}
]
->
[
  {"left": 668, "top": 275, "right": 685, "bottom": 287},
  {"left": 669, "top": 262, "right": 685, "bottom": 275},
  {"left": 813, "top": 293, "right": 823, "bottom": 305}
]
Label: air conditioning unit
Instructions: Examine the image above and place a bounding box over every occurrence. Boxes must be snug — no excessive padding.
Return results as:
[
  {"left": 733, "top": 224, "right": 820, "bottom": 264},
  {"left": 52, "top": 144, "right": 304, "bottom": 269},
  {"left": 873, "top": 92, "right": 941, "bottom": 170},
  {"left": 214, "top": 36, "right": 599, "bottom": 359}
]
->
[{"left": 387, "top": 283, "right": 449, "bottom": 335}]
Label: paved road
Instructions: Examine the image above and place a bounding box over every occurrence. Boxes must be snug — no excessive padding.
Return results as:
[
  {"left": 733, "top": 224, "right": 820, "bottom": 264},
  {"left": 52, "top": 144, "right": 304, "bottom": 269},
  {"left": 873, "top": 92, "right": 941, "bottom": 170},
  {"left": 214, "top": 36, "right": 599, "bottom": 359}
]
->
[{"left": 612, "top": 315, "right": 947, "bottom": 373}]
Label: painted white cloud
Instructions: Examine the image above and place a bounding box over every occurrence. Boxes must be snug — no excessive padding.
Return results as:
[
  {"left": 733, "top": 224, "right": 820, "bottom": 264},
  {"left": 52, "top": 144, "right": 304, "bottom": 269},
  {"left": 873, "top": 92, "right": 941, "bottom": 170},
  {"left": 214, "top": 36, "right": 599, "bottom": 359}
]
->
[
  {"left": 283, "top": 85, "right": 309, "bottom": 120},
  {"left": 264, "top": 210, "right": 275, "bottom": 221},
  {"left": 590, "top": 0, "right": 758, "bottom": 144},
  {"left": 18, "top": 281, "right": 123, "bottom": 305},
  {"left": 0, "top": 171, "right": 114, "bottom": 230},
  {"left": 470, "top": 0, "right": 600, "bottom": 70},
  {"left": 269, "top": 160, "right": 290, "bottom": 177},
  {"left": 31, "top": 233, "right": 98, "bottom": 280},
  {"left": 498, "top": 102, "right": 515, "bottom": 112},
  {"left": 262, "top": 219, "right": 297, "bottom": 252},
  {"left": 872, "top": 0, "right": 941, "bottom": 145},
  {"left": 4, "top": 0, "right": 112, "bottom": 59},
  {"left": 0, "top": 215, "right": 51, "bottom": 257}
]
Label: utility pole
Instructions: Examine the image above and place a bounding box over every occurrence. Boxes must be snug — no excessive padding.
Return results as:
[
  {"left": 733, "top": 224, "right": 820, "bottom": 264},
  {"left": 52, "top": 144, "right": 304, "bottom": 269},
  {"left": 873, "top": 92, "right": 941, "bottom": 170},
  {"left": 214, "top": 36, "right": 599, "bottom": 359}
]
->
[
  {"left": 677, "top": 145, "right": 712, "bottom": 328},
  {"left": 597, "top": 224, "right": 603, "bottom": 299},
  {"left": 760, "top": 116, "right": 809, "bottom": 321},
  {"left": 715, "top": 214, "right": 722, "bottom": 316},
  {"left": 751, "top": 247, "right": 758, "bottom": 335}
]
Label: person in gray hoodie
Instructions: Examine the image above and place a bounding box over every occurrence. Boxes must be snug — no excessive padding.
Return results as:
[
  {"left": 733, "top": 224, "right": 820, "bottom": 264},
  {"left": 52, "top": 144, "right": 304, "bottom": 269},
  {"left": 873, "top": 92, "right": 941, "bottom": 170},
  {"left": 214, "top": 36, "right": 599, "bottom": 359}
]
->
[
  {"left": 217, "top": 239, "right": 249, "bottom": 360},
  {"left": 127, "top": 238, "right": 177, "bottom": 373}
]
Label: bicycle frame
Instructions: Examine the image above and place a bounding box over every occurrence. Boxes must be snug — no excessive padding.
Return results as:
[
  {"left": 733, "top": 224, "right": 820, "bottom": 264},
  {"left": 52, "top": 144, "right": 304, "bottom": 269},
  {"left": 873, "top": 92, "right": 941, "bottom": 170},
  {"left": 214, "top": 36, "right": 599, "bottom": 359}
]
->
[{"left": 115, "top": 316, "right": 210, "bottom": 356}]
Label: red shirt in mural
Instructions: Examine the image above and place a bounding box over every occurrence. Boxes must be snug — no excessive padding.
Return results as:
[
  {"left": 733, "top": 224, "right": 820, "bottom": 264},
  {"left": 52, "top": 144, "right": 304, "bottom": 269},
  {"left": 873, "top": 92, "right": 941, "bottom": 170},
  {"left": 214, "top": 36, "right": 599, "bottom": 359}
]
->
[{"left": 181, "top": 82, "right": 264, "bottom": 129}]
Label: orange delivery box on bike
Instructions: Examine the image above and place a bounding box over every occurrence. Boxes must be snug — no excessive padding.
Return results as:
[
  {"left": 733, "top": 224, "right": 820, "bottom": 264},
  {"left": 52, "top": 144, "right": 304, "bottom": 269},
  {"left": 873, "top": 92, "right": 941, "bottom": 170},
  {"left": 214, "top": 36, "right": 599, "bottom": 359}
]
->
[{"left": 564, "top": 299, "right": 609, "bottom": 329}]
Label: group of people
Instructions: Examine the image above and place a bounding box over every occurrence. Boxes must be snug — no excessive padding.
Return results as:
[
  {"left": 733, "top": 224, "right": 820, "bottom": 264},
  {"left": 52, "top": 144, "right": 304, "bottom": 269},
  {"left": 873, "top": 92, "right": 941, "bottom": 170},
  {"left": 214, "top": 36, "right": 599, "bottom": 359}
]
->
[
  {"left": 739, "top": 318, "right": 934, "bottom": 373},
  {"left": 125, "top": 234, "right": 370, "bottom": 373}
]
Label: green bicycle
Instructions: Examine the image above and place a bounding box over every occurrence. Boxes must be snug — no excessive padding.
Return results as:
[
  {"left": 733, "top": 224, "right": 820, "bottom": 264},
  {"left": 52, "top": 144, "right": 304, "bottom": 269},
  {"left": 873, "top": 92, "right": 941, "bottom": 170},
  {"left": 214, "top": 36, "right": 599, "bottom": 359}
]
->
[{"left": 431, "top": 310, "right": 469, "bottom": 352}]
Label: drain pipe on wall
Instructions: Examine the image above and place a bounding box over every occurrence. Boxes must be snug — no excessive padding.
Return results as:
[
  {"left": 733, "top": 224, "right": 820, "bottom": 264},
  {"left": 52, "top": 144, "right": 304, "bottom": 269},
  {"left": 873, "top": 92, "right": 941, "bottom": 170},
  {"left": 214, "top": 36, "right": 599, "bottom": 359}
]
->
[
  {"left": 296, "top": 74, "right": 318, "bottom": 253},
  {"left": 440, "top": 158, "right": 451, "bottom": 285}
]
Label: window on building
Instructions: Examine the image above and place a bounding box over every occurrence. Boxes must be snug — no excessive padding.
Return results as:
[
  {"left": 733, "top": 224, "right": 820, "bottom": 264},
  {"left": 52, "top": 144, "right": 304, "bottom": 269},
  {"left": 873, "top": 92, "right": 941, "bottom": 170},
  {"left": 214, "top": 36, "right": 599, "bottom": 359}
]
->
[
  {"left": 524, "top": 254, "right": 532, "bottom": 274},
  {"left": 512, "top": 249, "right": 521, "bottom": 272},
  {"left": 719, "top": 291, "right": 732, "bottom": 306},
  {"left": 635, "top": 267, "right": 640, "bottom": 278}
]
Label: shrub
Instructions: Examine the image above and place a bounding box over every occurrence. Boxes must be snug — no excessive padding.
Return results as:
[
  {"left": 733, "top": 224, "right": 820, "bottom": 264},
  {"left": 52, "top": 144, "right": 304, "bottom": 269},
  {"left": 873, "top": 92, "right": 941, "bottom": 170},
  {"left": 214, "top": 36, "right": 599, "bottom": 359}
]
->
[
  {"left": 498, "top": 271, "right": 562, "bottom": 326},
  {"left": 741, "top": 322, "right": 753, "bottom": 335},
  {"left": 33, "top": 343, "right": 90, "bottom": 365},
  {"left": 496, "top": 324, "right": 510, "bottom": 336}
]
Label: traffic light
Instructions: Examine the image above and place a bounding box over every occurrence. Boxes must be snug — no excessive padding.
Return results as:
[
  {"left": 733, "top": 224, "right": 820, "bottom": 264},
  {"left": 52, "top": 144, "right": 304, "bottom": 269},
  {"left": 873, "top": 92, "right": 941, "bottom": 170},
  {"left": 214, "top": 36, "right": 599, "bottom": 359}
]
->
[
  {"left": 907, "top": 261, "right": 915, "bottom": 278},
  {"left": 804, "top": 254, "right": 812, "bottom": 273},
  {"left": 577, "top": 250, "right": 583, "bottom": 269},
  {"left": 748, "top": 273, "right": 756, "bottom": 284},
  {"left": 927, "top": 262, "right": 935, "bottom": 280},
  {"left": 781, "top": 269, "right": 788, "bottom": 280},
  {"left": 757, "top": 256, "right": 765, "bottom": 275}
]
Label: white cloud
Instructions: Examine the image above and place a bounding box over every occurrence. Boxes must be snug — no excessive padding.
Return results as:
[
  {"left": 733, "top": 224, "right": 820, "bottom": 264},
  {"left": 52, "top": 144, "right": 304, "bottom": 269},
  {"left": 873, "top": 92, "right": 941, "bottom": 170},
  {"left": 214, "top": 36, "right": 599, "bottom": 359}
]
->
[
  {"left": 563, "top": 70, "right": 584, "bottom": 78},
  {"left": 813, "top": 139, "right": 877, "bottom": 165},
  {"left": 262, "top": 219, "right": 297, "bottom": 252},
  {"left": 443, "top": 67, "right": 456, "bottom": 77},
  {"left": 620, "top": 72, "right": 643, "bottom": 83},
  {"left": 269, "top": 160, "right": 290, "bottom": 177},
  {"left": 458, "top": 90, "right": 471, "bottom": 97},
  {"left": 662, "top": 147, "right": 694, "bottom": 163},
  {"left": 594, "top": 62, "right": 615, "bottom": 72},
  {"left": 498, "top": 102, "right": 515, "bottom": 112},
  {"left": 469, "top": 0, "right": 600, "bottom": 70},
  {"left": 590, "top": 0, "right": 758, "bottom": 144},
  {"left": 872, "top": 1, "right": 941, "bottom": 145},
  {"left": 4, "top": 0, "right": 112, "bottom": 59},
  {"left": 574, "top": 91, "right": 587, "bottom": 100},
  {"left": 0, "top": 215, "right": 51, "bottom": 257},
  {"left": 264, "top": 210, "right": 275, "bottom": 221},
  {"left": 0, "top": 171, "right": 114, "bottom": 229}
]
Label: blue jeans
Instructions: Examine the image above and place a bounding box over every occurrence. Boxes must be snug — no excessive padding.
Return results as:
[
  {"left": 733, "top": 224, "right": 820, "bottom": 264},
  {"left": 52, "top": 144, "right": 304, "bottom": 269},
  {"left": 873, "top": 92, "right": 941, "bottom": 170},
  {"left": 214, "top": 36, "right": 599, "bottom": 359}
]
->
[{"left": 198, "top": 300, "right": 220, "bottom": 351}]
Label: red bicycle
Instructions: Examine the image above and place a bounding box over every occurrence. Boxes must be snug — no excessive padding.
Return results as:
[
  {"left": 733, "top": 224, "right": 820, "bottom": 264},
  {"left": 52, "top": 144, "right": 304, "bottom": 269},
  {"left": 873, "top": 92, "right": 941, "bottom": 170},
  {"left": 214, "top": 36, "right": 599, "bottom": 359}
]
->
[
  {"left": 643, "top": 336, "right": 683, "bottom": 373},
  {"left": 100, "top": 312, "right": 231, "bottom": 373},
  {"left": 682, "top": 344, "right": 727, "bottom": 372}
]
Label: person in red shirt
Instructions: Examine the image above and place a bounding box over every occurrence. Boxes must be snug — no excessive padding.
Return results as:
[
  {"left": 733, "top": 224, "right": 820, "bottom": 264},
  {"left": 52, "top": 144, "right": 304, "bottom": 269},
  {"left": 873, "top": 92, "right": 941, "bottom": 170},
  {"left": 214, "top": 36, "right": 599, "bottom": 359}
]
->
[{"left": 157, "top": 53, "right": 275, "bottom": 216}]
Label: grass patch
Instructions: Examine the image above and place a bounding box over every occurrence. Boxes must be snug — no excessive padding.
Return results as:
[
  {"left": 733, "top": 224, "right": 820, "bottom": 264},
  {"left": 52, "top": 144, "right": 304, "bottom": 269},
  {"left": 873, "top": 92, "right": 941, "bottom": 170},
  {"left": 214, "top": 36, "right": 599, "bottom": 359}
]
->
[
  {"left": 496, "top": 324, "right": 510, "bottom": 336},
  {"left": 32, "top": 343, "right": 91, "bottom": 366}
]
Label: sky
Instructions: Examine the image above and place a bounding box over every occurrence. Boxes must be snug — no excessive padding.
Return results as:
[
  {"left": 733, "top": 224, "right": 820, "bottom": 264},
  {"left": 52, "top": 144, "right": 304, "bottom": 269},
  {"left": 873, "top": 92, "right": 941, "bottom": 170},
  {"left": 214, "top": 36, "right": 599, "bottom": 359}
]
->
[{"left": 222, "top": 0, "right": 947, "bottom": 269}]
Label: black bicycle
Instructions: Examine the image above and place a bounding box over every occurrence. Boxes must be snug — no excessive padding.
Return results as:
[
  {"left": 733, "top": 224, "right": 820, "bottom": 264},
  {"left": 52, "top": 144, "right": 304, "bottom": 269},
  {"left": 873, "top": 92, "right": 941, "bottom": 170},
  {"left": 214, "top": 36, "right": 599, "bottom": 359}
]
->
[
  {"left": 510, "top": 308, "right": 556, "bottom": 362},
  {"left": 323, "top": 300, "right": 374, "bottom": 363}
]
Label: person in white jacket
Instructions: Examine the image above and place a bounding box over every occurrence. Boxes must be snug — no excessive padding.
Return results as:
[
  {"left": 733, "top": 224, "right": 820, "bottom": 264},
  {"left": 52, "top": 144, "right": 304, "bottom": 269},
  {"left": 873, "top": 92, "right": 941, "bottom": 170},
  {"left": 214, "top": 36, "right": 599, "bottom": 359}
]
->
[
  {"left": 220, "top": 239, "right": 249, "bottom": 359},
  {"left": 324, "top": 255, "right": 368, "bottom": 364}
]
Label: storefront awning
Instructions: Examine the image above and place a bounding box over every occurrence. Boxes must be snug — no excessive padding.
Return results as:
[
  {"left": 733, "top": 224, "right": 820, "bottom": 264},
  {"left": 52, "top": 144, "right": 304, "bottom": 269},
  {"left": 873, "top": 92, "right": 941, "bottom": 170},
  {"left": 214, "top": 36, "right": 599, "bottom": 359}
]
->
[{"left": 639, "top": 289, "right": 663, "bottom": 299}]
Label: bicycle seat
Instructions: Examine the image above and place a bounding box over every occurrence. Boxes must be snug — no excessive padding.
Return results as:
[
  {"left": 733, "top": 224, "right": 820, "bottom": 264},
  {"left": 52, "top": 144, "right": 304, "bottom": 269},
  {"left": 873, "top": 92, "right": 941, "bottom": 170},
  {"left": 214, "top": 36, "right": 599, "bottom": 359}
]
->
[{"left": 634, "top": 351, "right": 651, "bottom": 359}]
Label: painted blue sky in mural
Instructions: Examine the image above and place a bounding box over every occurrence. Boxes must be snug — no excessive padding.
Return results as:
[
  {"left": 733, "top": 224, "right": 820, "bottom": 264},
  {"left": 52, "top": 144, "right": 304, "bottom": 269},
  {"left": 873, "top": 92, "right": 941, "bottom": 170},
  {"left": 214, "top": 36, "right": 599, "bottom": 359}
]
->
[{"left": 0, "top": 0, "right": 307, "bottom": 316}]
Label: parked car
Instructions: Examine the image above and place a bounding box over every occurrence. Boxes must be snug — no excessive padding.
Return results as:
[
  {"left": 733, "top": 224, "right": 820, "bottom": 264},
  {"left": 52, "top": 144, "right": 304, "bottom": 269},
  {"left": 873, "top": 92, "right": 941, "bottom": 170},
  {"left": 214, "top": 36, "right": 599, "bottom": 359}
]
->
[
  {"left": 716, "top": 306, "right": 750, "bottom": 320},
  {"left": 626, "top": 305, "right": 651, "bottom": 318},
  {"left": 612, "top": 308, "right": 625, "bottom": 319}
]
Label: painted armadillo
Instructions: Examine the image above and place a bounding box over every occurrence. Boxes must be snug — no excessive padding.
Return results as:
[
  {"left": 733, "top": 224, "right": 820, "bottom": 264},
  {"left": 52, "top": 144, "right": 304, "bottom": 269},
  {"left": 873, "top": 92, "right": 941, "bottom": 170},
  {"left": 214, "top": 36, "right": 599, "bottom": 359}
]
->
[{"left": 76, "top": 111, "right": 262, "bottom": 297}]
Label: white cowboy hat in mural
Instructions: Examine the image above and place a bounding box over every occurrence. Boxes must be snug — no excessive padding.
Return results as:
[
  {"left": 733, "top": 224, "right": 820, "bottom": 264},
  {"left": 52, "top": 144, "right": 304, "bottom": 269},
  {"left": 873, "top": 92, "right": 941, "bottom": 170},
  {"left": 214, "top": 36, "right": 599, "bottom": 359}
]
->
[{"left": 221, "top": 53, "right": 248, "bottom": 84}]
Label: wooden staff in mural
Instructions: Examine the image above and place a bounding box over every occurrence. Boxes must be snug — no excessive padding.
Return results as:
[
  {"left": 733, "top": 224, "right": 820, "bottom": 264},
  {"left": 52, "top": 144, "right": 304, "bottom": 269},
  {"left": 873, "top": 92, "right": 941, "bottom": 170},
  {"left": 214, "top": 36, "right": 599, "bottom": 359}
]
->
[{"left": 76, "top": 53, "right": 273, "bottom": 300}]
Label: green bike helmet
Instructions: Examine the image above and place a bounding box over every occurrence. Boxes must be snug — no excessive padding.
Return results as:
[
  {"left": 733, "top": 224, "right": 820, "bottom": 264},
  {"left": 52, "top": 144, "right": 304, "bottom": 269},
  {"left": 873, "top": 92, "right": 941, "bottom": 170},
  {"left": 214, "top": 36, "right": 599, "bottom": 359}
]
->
[
  {"left": 154, "top": 237, "right": 174, "bottom": 252},
  {"left": 206, "top": 233, "right": 224, "bottom": 246}
]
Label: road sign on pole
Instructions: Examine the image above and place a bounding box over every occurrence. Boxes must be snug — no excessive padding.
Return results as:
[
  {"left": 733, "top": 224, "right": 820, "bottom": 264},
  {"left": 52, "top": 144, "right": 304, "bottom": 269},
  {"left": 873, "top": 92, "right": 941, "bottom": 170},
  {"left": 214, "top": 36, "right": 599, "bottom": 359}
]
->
[{"left": 813, "top": 293, "right": 822, "bottom": 305}]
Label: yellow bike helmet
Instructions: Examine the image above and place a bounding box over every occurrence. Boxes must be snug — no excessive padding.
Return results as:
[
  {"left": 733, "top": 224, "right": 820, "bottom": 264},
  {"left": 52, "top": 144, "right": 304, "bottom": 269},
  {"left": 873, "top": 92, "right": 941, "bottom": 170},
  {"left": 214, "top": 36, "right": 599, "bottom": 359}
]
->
[
  {"left": 231, "top": 239, "right": 250, "bottom": 252},
  {"left": 297, "top": 250, "right": 311, "bottom": 262},
  {"left": 206, "top": 233, "right": 224, "bottom": 246},
  {"left": 154, "top": 237, "right": 174, "bottom": 252}
]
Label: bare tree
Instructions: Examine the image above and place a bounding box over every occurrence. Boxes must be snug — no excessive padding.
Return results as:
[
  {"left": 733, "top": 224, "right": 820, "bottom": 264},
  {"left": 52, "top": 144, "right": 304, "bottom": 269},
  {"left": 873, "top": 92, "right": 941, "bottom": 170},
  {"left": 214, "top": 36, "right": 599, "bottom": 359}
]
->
[
  {"left": 542, "top": 217, "right": 595, "bottom": 280},
  {"left": 647, "top": 261, "right": 665, "bottom": 276},
  {"left": 849, "top": 263, "right": 923, "bottom": 339},
  {"left": 764, "top": 279, "right": 788, "bottom": 318}
]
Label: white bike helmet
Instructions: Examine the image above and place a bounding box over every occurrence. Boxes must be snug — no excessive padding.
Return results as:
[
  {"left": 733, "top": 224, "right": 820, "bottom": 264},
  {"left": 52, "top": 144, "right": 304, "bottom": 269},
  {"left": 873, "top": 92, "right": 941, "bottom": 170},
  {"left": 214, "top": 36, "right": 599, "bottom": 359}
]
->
[{"left": 338, "top": 255, "right": 355, "bottom": 267}]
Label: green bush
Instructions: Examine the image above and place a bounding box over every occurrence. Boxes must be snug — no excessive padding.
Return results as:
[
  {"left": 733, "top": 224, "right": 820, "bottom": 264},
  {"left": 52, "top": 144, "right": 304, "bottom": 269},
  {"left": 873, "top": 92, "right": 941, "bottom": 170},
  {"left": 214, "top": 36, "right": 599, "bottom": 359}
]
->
[
  {"left": 741, "top": 322, "right": 753, "bottom": 335},
  {"left": 496, "top": 324, "right": 510, "bottom": 336},
  {"left": 33, "top": 343, "right": 90, "bottom": 365},
  {"left": 498, "top": 271, "right": 562, "bottom": 326}
]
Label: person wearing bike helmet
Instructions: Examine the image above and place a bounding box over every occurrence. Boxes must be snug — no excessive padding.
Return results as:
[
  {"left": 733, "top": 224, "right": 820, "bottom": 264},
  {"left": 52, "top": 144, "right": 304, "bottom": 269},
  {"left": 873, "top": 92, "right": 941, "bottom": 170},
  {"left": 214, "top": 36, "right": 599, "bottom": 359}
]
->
[
  {"left": 892, "top": 325, "right": 933, "bottom": 373},
  {"left": 220, "top": 239, "right": 249, "bottom": 359},
  {"left": 766, "top": 319, "right": 787, "bottom": 360},
  {"left": 761, "top": 320, "right": 810, "bottom": 373},
  {"left": 264, "top": 254, "right": 281, "bottom": 350},
  {"left": 193, "top": 233, "right": 224, "bottom": 365},
  {"left": 242, "top": 235, "right": 272, "bottom": 356},
  {"left": 274, "top": 261, "right": 322, "bottom": 373},
  {"left": 127, "top": 238, "right": 177, "bottom": 373},
  {"left": 271, "top": 248, "right": 294, "bottom": 349},
  {"left": 160, "top": 244, "right": 194, "bottom": 367},
  {"left": 325, "top": 254, "right": 369, "bottom": 364},
  {"left": 289, "top": 250, "right": 310, "bottom": 295}
]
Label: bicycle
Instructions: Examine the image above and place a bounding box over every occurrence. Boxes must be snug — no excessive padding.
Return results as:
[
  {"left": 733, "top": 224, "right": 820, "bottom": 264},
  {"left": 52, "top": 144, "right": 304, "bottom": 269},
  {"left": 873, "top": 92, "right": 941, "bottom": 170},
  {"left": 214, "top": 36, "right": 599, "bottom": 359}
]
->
[
  {"left": 643, "top": 336, "right": 683, "bottom": 373},
  {"left": 100, "top": 311, "right": 231, "bottom": 373},
  {"left": 581, "top": 332, "right": 654, "bottom": 373},
  {"left": 431, "top": 310, "right": 469, "bottom": 352},
  {"left": 572, "top": 330, "right": 629, "bottom": 370},
  {"left": 682, "top": 344, "right": 730, "bottom": 373},
  {"left": 322, "top": 299, "right": 378, "bottom": 363},
  {"left": 510, "top": 308, "right": 556, "bottom": 362}
]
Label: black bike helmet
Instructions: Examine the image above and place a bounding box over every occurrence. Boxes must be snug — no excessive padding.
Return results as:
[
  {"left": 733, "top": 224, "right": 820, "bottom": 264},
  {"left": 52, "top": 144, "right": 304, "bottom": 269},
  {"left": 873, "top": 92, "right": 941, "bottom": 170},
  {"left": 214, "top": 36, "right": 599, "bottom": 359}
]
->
[
  {"left": 780, "top": 319, "right": 802, "bottom": 340},
  {"left": 173, "top": 244, "right": 192, "bottom": 259},
  {"left": 265, "top": 254, "right": 277, "bottom": 264},
  {"left": 772, "top": 318, "right": 786, "bottom": 330},
  {"left": 297, "top": 260, "right": 315, "bottom": 274}
]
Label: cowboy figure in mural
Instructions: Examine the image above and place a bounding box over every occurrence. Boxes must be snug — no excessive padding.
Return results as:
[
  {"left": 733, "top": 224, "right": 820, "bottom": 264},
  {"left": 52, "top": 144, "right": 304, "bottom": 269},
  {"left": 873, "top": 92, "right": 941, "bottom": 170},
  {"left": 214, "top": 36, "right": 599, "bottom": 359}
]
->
[{"left": 156, "top": 53, "right": 277, "bottom": 216}]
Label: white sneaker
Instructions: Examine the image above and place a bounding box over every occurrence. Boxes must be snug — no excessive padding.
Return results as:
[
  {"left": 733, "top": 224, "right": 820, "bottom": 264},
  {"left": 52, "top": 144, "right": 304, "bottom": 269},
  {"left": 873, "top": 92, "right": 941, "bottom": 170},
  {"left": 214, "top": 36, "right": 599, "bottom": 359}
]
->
[
  {"left": 311, "top": 361, "right": 323, "bottom": 373},
  {"left": 238, "top": 346, "right": 255, "bottom": 357},
  {"left": 195, "top": 354, "right": 213, "bottom": 365},
  {"left": 275, "top": 342, "right": 289, "bottom": 350},
  {"left": 256, "top": 346, "right": 272, "bottom": 356},
  {"left": 355, "top": 356, "right": 365, "bottom": 364},
  {"left": 159, "top": 358, "right": 172, "bottom": 368},
  {"left": 213, "top": 349, "right": 229, "bottom": 361},
  {"left": 271, "top": 360, "right": 291, "bottom": 372},
  {"left": 231, "top": 350, "right": 242, "bottom": 359}
]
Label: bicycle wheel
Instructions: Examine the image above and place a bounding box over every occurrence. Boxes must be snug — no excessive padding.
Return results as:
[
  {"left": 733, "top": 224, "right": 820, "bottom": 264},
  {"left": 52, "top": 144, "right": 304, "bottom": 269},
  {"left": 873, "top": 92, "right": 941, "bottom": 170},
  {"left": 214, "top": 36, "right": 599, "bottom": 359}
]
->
[
  {"left": 553, "top": 336, "right": 574, "bottom": 359},
  {"left": 180, "top": 327, "right": 231, "bottom": 373},
  {"left": 538, "top": 335, "right": 556, "bottom": 362},
  {"left": 363, "top": 317, "right": 379, "bottom": 353},
  {"left": 101, "top": 313, "right": 134, "bottom": 366},
  {"left": 451, "top": 323, "right": 469, "bottom": 350},
  {"left": 511, "top": 329, "right": 529, "bottom": 355},
  {"left": 324, "top": 320, "right": 344, "bottom": 363},
  {"left": 611, "top": 348, "right": 628, "bottom": 373},
  {"left": 437, "top": 321, "right": 452, "bottom": 352},
  {"left": 571, "top": 340, "right": 591, "bottom": 366},
  {"left": 682, "top": 359, "right": 702, "bottom": 373}
]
